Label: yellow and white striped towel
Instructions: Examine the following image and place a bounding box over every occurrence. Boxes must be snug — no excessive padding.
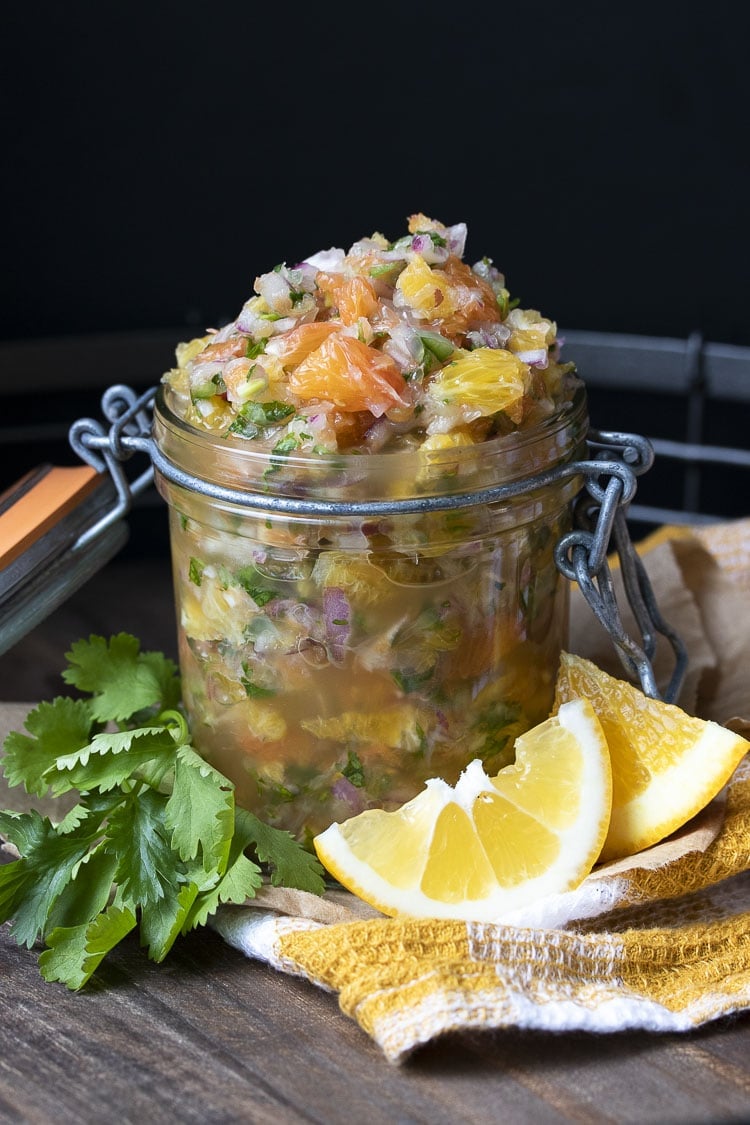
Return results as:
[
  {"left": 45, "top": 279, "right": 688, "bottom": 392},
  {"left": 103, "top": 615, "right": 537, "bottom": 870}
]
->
[
  {"left": 213, "top": 519, "right": 750, "bottom": 1063},
  {"left": 214, "top": 756, "right": 750, "bottom": 1062}
]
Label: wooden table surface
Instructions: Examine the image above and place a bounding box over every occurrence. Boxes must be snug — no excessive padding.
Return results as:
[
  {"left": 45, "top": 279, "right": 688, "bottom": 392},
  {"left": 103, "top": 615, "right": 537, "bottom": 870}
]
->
[
  {"left": 5, "top": 916, "right": 750, "bottom": 1125},
  {"left": 3, "top": 555, "right": 750, "bottom": 1124}
]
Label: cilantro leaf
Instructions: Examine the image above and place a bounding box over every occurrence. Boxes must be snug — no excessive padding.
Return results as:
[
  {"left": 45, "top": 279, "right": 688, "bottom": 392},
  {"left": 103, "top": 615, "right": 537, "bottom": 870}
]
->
[
  {"left": 165, "top": 744, "right": 235, "bottom": 872},
  {"left": 0, "top": 807, "right": 53, "bottom": 855},
  {"left": 47, "top": 727, "right": 177, "bottom": 796},
  {"left": 55, "top": 803, "right": 90, "bottom": 835},
  {"left": 246, "top": 337, "right": 267, "bottom": 359},
  {"left": 417, "top": 330, "right": 455, "bottom": 363},
  {"left": 62, "top": 634, "right": 177, "bottom": 723},
  {"left": 0, "top": 856, "right": 31, "bottom": 921},
  {"left": 138, "top": 651, "right": 182, "bottom": 712},
  {"left": 238, "top": 400, "right": 295, "bottom": 427},
  {"left": 0, "top": 632, "right": 324, "bottom": 989},
  {"left": 140, "top": 881, "right": 201, "bottom": 962},
  {"left": 241, "top": 667, "right": 276, "bottom": 699},
  {"left": 106, "top": 788, "right": 177, "bottom": 907},
  {"left": 342, "top": 750, "right": 365, "bottom": 788},
  {"left": 45, "top": 847, "right": 119, "bottom": 933},
  {"left": 183, "top": 838, "right": 263, "bottom": 931},
  {"left": 233, "top": 566, "right": 276, "bottom": 606},
  {"left": 39, "top": 905, "right": 138, "bottom": 990},
  {"left": 0, "top": 812, "right": 101, "bottom": 947},
  {"left": 235, "top": 808, "right": 325, "bottom": 894},
  {"left": 188, "top": 557, "right": 205, "bottom": 586},
  {"left": 2, "top": 698, "right": 93, "bottom": 796}
]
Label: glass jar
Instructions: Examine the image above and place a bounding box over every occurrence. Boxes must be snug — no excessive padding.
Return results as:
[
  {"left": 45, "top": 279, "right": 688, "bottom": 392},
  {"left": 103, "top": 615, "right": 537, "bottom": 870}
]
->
[{"left": 152, "top": 380, "right": 589, "bottom": 845}]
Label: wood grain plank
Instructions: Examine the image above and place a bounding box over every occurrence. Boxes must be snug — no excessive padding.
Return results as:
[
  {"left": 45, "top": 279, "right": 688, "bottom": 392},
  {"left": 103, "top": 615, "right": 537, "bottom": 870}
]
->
[
  {"left": 457, "top": 1024, "right": 750, "bottom": 1124},
  {"left": 5, "top": 923, "right": 750, "bottom": 1125},
  {"left": 0, "top": 926, "right": 564, "bottom": 1125}
]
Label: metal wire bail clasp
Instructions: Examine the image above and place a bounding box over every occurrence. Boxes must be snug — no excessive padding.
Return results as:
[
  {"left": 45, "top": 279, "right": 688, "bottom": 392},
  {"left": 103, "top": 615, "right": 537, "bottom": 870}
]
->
[
  {"left": 68, "top": 384, "right": 156, "bottom": 549},
  {"left": 67, "top": 384, "right": 687, "bottom": 706},
  {"left": 556, "top": 429, "right": 688, "bottom": 703}
]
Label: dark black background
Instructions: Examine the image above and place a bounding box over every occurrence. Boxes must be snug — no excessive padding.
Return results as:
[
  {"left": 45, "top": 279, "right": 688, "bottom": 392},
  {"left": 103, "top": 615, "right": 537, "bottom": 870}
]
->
[
  {"left": 2, "top": 2, "right": 748, "bottom": 348},
  {"left": 0, "top": 3, "right": 748, "bottom": 688}
]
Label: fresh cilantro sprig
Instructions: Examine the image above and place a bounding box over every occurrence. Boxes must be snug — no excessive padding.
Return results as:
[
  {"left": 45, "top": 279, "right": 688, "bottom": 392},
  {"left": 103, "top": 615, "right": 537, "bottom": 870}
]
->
[{"left": 0, "top": 634, "right": 324, "bottom": 990}]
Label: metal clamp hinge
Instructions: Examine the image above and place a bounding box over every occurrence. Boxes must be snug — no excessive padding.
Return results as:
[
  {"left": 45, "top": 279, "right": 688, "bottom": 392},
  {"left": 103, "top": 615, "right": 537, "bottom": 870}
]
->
[
  {"left": 555, "top": 429, "right": 688, "bottom": 703},
  {"left": 68, "top": 384, "right": 157, "bottom": 549}
]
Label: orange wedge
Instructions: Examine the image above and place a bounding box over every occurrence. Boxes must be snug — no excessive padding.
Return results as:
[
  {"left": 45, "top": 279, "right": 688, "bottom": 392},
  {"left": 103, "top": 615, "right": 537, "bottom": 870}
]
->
[
  {"left": 554, "top": 651, "right": 750, "bottom": 862},
  {"left": 313, "top": 698, "right": 612, "bottom": 920}
]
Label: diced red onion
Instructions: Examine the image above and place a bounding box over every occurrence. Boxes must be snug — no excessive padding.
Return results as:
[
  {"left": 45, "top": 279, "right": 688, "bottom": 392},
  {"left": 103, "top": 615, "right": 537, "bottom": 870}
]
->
[
  {"left": 296, "top": 638, "right": 329, "bottom": 666},
  {"left": 324, "top": 586, "right": 351, "bottom": 663},
  {"left": 411, "top": 233, "right": 449, "bottom": 265},
  {"left": 256, "top": 270, "right": 292, "bottom": 313},
  {"left": 288, "top": 263, "right": 319, "bottom": 292},
  {"left": 465, "top": 324, "right": 511, "bottom": 350},
  {"left": 331, "top": 776, "right": 367, "bottom": 813},
  {"left": 382, "top": 323, "right": 422, "bottom": 369},
  {"left": 211, "top": 322, "right": 239, "bottom": 343},
  {"left": 376, "top": 246, "right": 411, "bottom": 263},
  {"left": 236, "top": 301, "right": 270, "bottom": 335},
  {"left": 265, "top": 597, "right": 296, "bottom": 619},
  {"left": 348, "top": 237, "right": 388, "bottom": 258},
  {"left": 446, "top": 222, "right": 467, "bottom": 258},
  {"left": 471, "top": 258, "right": 506, "bottom": 291},
  {"left": 515, "top": 348, "right": 549, "bottom": 368},
  {"left": 189, "top": 360, "right": 225, "bottom": 386},
  {"left": 303, "top": 247, "right": 346, "bottom": 271}
]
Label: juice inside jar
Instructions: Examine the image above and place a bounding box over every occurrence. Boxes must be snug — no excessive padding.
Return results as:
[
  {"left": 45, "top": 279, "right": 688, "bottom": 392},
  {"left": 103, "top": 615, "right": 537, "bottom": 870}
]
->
[{"left": 170, "top": 501, "right": 570, "bottom": 845}]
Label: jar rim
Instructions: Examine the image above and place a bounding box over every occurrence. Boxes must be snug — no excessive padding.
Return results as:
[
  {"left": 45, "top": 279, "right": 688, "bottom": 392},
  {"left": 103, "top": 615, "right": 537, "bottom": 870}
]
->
[{"left": 152, "top": 379, "right": 589, "bottom": 510}]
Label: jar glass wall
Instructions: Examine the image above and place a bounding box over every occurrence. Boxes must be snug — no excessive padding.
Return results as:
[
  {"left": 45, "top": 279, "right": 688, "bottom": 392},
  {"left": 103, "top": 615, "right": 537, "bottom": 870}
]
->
[{"left": 154, "top": 383, "right": 588, "bottom": 844}]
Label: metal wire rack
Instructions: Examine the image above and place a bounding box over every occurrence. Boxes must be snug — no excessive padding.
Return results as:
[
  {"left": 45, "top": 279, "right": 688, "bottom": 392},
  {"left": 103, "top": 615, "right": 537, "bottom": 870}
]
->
[
  {"left": 562, "top": 330, "right": 750, "bottom": 528},
  {"left": 1, "top": 327, "right": 749, "bottom": 527}
]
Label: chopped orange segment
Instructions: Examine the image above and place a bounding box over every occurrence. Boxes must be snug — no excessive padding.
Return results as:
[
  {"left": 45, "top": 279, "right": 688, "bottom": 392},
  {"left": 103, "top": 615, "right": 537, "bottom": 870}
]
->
[
  {"left": 427, "top": 347, "right": 529, "bottom": 420},
  {"left": 316, "top": 272, "right": 380, "bottom": 325},
  {"left": 438, "top": 256, "right": 503, "bottom": 339},
  {"left": 289, "top": 334, "right": 408, "bottom": 416},
  {"left": 267, "top": 321, "right": 339, "bottom": 367},
  {"left": 395, "top": 256, "right": 456, "bottom": 319}
]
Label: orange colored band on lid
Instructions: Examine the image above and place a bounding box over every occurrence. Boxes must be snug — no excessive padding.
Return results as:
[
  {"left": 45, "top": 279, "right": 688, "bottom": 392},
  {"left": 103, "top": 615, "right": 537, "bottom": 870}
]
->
[{"left": 0, "top": 464, "right": 100, "bottom": 571}]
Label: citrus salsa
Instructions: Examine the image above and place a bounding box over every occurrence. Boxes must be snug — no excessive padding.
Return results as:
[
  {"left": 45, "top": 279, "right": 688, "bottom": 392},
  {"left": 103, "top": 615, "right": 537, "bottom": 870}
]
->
[{"left": 159, "top": 213, "right": 586, "bottom": 844}]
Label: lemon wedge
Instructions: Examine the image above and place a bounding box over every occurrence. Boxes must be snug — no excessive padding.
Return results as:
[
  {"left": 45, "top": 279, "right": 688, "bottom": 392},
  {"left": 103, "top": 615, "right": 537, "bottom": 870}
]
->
[
  {"left": 554, "top": 652, "right": 750, "bottom": 862},
  {"left": 313, "top": 698, "right": 612, "bottom": 921}
]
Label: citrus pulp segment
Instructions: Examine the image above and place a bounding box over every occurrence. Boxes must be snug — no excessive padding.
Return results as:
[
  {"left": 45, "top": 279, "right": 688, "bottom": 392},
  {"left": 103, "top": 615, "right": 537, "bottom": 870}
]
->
[
  {"left": 312, "top": 698, "right": 612, "bottom": 921},
  {"left": 553, "top": 651, "right": 750, "bottom": 863}
]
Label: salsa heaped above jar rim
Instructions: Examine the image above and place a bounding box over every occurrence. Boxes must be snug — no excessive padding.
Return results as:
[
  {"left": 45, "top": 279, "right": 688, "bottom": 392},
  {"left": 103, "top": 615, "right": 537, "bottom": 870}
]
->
[
  {"left": 154, "top": 381, "right": 588, "bottom": 507},
  {"left": 159, "top": 211, "right": 586, "bottom": 504}
]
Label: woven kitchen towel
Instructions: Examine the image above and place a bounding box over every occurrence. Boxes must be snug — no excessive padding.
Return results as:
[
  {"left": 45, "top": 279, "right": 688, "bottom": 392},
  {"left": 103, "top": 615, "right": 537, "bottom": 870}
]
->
[
  {"left": 213, "top": 518, "right": 750, "bottom": 1062},
  {"left": 213, "top": 755, "right": 750, "bottom": 1063}
]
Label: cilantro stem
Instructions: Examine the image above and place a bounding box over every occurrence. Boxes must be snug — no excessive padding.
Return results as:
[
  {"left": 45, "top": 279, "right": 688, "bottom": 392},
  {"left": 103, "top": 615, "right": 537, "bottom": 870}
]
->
[{"left": 159, "top": 710, "right": 190, "bottom": 745}]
